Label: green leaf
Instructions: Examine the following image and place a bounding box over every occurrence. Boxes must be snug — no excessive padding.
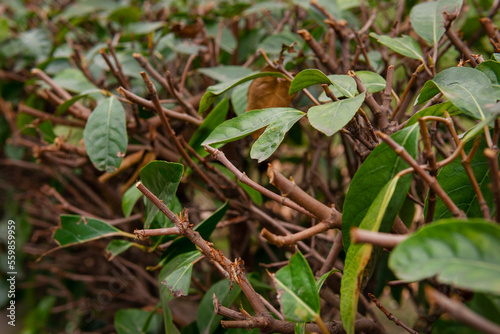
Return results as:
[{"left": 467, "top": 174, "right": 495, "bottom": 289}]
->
[
  {"left": 341, "top": 176, "right": 400, "bottom": 334},
  {"left": 199, "top": 72, "right": 287, "bottom": 114},
  {"left": 415, "top": 67, "right": 496, "bottom": 120},
  {"left": 355, "top": 71, "right": 386, "bottom": 93},
  {"left": 239, "top": 182, "right": 263, "bottom": 205},
  {"left": 161, "top": 250, "right": 202, "bottom": 297},
  {"left": 328, "top": 74, "right": 357, "bottom": 98},
  {"left": 54, "top": 215, "right": 122, "bottom": 246},
  {"left": 105, "top": 240, "right": 134, "bottom": 260},
  {"left": 389, "top": 219, "right": 500, "bottom": 294},
  {"left": 289, "top": 69, "right": 332, "bottom": 95},
  {"left": 125, "top": 21, "right": 165, "bottom": 35},
  {"left": 114, "top": 308, "right": 163, "bottom": 334},
  {"left": 315, "top": 269, "right": 339, "bottom": 293},
  {"left": 410, "top": 0, "right": 463, "bottom": 46},
  {"left": 52, "top": 68, "right": 97, "bottom": 94},
  {"left": 477, "top": 60, "right": 500, "bottom": 100},
  {"left": 429, "top": 134, "right": 497, "bottom": 219},
  {"left": 56, "top": 88, "right": 103, "bottom": 115},
  {"left": 39, "top": 120, "right": 56, "bottom": 143},
  {"left": 197, "top": 66, "right": 255, "bottom": 82},
  {"left": 250, "top": 109, "right": 305, "bottom": 162},
  {"left": 258, "top": 31, "right": 303, "bottom": 54},
  {"left": 188, "top": 98, "right": 229, "bottom": 157},
  {"left": 140, "top": 161, "right": 183, "bottom": 228},
  {"left": 122, "top": 185, "right": 143, "bottom": 218},
  {"left": 370, "top": 33, "right": 424, "bottom": 61},
  {"left": 343, "top": 124, "right": 419, "bottom": 250},
  {"left": 405, "top": 101, "right": 461, "bottom": 127},
  {"left": 272, "top": 251, "right": 320, "bottom": 322},
  {"left": 197, "top": 279, "right": 241, "bottom": 334},
  {"left": 308, "top": 92, "right": 366, "bottom": 136},
  {"left": 83, "top": 96, "right": 127, "bottom": 173},
  {"left": 230, "top": 81, "right": 251, "bottom": 116},
  {"left": 202, "top": 107, "right": 303, "bottom": 146}
]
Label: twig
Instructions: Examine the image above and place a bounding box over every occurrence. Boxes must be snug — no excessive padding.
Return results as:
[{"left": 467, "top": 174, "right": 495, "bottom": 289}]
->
[
  {"left": 350, "top": 228, "right": 407, "bottom": 249},
  {"left": 425, "top": 286, "right": 500, "bottom": 334},
  {"left": 368, "top": 293, "right": 418, "bottom": 334},
  {"left": 297, "top": 29, "right": 338, "bottom": 73},
  {"left": 391, "top": 64, "right": 424, "bottom": 120},
  {"left": 18, "top": 103, "right": 86, "bottom": 127},
  {"left": 317, "top": 231, "right": 343, "bottom": 276},
  {"left": 485, "top": 148, "right": 500, "bottom": 222},
  {"left": 419, "top": 119, "right": 439, "bottom": 223},
  {"left": 135, "top": 227, "right": 180, "bottom": 237},
  {"left": 165, "top": 70, "right": 200, "bottom": 118},
  {"left": 261, "top": 223, "right": 331, "bottom": 247}
]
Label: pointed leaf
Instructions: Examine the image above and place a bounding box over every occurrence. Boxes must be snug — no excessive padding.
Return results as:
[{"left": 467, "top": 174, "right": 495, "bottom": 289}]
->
[
  {"left": 316, "top": 269, "right": 339, "bottom": 293},
  {"left": 477, "top": 60, "right": 500, "bottom": 100},
  {"left": 370, "top": 33, "right": 424, "bottom": 61},
  {"left": 415, "top": 67, "right": 496, "bottom": 120},
  {"left": 328, "top": 74, "right": 357, "bottom": 98},
  {"left": 355, "top": 71, "right": 386, "bottom": 93},
  {"left": 341, "top": 176, "right": 399, "bottom": 334},
  {"left": 272, "top": 251, "right": 320, "bottom": 322},
  {"left": 114, "top": 308, "right": 163, "bottom": 334},
  {"left": 197, "top": 279, "right": 241, "bottom": 334},
  {"left": 122, "top": 184, "right": 143, "bottom": 218},
  {"left": 54, "top": 215, "right": 122, "bottom": 246},
  {"left": 197, "top": 66, "right": 255, "bottom": 82},
  {"left": 389, "top": 219, "right": 500, "bottom": 294},
  {"left": 410, "top": 0, "right": 463, "bottom": 46},
  {"left": 202, "top": 107, "right": 303, "bottom": 146},
  {"left": 429, "top": 134, "right": 497, "bottom": 219},
  {"left": 160, "top": 250, "right": 202, "bottom": 297},
  {"left": 308, "top": 92, "right": 366, "bottom": 136},
  {"left": 53, "top": 68, "right": 97, "bottom": 93},
  {"left": 140, "top": 161, "right": 183, "bottom": 228},
  {"left": 343, "top": 124, "right": 419, "bottom": 250},
  {"left": 250, "top": 109, "right": 305, "bottom": 162},
  {"left": 199, "top": 72, "right": 287, "bottom": 114},
  {"left": 56, "top": 88, "right": 103, "bottom": 115},
  {"left": 405, "top": 101, "right": 461, "bottom": 127},
  {"left": 83, "top": 96, "right": 127, "bottom": 173},
  {"left": 105, "top": 240, "right": 134, "bottom": 260},
  {"left": 289, "top": 69, "right": 332, "bottom": 95}
]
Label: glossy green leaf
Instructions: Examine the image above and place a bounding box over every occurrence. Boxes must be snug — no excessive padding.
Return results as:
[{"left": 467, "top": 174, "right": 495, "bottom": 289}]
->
[
  {"left": 370, "top": 33, "right": 424, "bottom": 61},
  {"left": 410, "top": 0, "right": 463, "bottom": 46},
  {"left": 105, "top": 240, "right": 133, "bottom": 260},
  {"left": 199, "top": 72, "right": 287, "bottom": 114},
  {"left": 114, "top": 308, "right": 163, "bottom": 334},
  {"left": 343, "top": 123, "right": 419, "bottom": 250},
  {"left": 328, "top": 74, "right": 357, "bottom": 98},
  {"left": 122, "top": 184, "right": 143, "bottom": 218},
  {"left": 341, "top": 176, "right": 399, "bottom": 334},
  {"left": 125, "top": 21, "right": 165, "bottom": 35},
  {"left": 308, "top": 92, "right": 366, "bottom": 136},
  {"left": 140, "top": 161, "right": 183, "bottom": 228},
  {"left": 429, "top": 134, "right": 497, "bottom": 219},
  {"left": 189, "top": 98, "right": 229, "bottom": 157},
  {"left": 54, "top": 215, "right": 122, "bottom": 246},
  {"left": 272, "top": 251, "right": 320, "bottom": 322},
  {"left": 161, "top": 250, "right": 202, "bottom": 297},
  {"left": 56, "top": 88, "right": 103, "bottom": 115},
  {"left": 39, "top": 120, "right": 56, "bottom": 143},
  {"left": 405, "top": 101, "right": 461, "bottom": 127},
  {"left": 83, "top": 96, "right": 127, "bottom": 173},
  {"left": 197, "top": 66, "right": 255, "bottom": 82},
  {"left": 477, "top": 60, "right": 500, "bottom": 99},
  {"left": 416, "top": 67, "right": 496, "bottom": 120},
  {"left": 159, "top": 279, "right": 180, "bottom": 334},
  {"left": 355, "top": 71, "right": 386, "bottom": 93},
  {"left": 239, "top": 182, "right": 263, "bottom": 205},
  {"left": 197, "top": 279, "right": 241, "bottom": 334},
  {"left": 159, "top": 201, "right": 229, "bottom": 266},
  {"left": 258, "top": 31, "right": 302, "bottom": 54},
  {"left": 389, "top": 219, "right": 500, "bottom": 294},
  {"left": 289, "top": 69, "right": 332, "bottom": 95},
  {"left": 315, "top": 269, "right": 339, "bottom": 293},
  {"left": 202, "top": 107, "right": 303, "bottom": 146},
  {"left": 53, "top": 68, "right": 97, "bottom": 93},
  {"left": 230, "top": 81, "right": 251, "bottom": 116},
  {"left": 250, "top": 109, "right": 305, "bottom": 162}
]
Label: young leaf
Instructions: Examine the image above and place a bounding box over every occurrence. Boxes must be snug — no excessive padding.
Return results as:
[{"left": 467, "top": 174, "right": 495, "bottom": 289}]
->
[
  {"left": 370, "top": 33, "right": 424, "bottom": 61},
  {"left": 105, "top": 240, "right": 134, "bottom": 261},
  {"left": 341, "top": 176, "right": 399, "bottom": 334},
  {"left": 114, "top": 308, "right": 163, "bottom": 334},
  {"left": 122, "top": 184, "right": 143, "bottom": 218},
  {"left": 83, "top": 96, "right": 127, "bottom": 173},
  {"left": 272, "top": 251, "right": 320, "bottom": 323},
  {"left": 197, "top": 279, "right": 241, "bottom": 334},
  {"left": 410, "top": 0, "right": 463, "bottom": 46},
  {"left": 199, "top": 72, "right": 287, "bottom": 114},
  {"left": 54, "top": 215, "right": 123, "bottom": 246},
  {"left": 188, "top": 98, "right": 229, "bottom": 157},
  {"left": 316, "top": 269, "right": 339, "bottom": 293},
  {"left": 160, "top": 250, "right": 202, "bottom": 297},
  {"left": 202, "top": 107, "right": 303, "bottom": 146},
  {"left": 308, "top": 92, "right": 366, "bottom": 136},
  {"left": 428, "top": 134, "right": 497, "bottom": 219},
  {"left": 342, "top": 124, "right": 419, "bottom": 251},
  {"left": 405, "top": 101, "right": 461, "bottom": 127},
  {"left": 355, "top": 71, "right": 386, "bottom": 93},
  {"left": 250, "top": 109, "right": 305, "bottom": 162},
  {"left": 139, "top": 161, "right": 183, "bottom": 228},
  {"left": 415, "top": 67, "right": 496, "bottom": 120},
  {"left": 389, "top": 219, "right": 500, "bottom": 294},
  {"left": 289, "top": 69, "right": 332, "bottom": 95}
]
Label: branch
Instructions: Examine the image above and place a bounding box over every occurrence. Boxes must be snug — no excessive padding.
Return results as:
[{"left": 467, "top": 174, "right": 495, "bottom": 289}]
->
[
  {"left": 368, "top": 293, "right": 418, "bottom": 334},
  {"left": 485, "top": 148, "right": 500, "bottom": 222},
  {"left": 351, "top": 228, "right": 407, "bottom": 249}
]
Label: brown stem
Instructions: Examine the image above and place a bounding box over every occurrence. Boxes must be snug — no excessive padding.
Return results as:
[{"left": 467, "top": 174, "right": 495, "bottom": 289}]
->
[
  {"left": 165, "top": 70, "right": 200, "bottom": 119},
  {"left": 261, "top": 223, "right": 330, "bottom": 247},
  {"left": 485, "top": 148, "right": 500, "bottom": 222},
  {"left": 383, "top": 65, "right": 394, "bottom": 110},
  {"left": 425, "top": 286, "right": 500, "bottom": 334},
  {"left": 18, "top": 103, "right": 86, "bottom": 127},
  {"left": 419, "top": 119, "right": 438, "bottom": 223},
  {"left": 350, "top": 228, "right": 407, "bottom": 249},
  {"left": 368, "top": 293, "right": 418, "bottom": 334},
  {"left": 317, "top": 231, "right": 343, "bottom": 276},
  {"left": 297, "top": 29, "right": 338, "bottom": 73},
  {"left": 135, "top": 227, "right": 180, "bottom": 237},
  {"left": 378, "top": 131, "right": 465, "bottom": 218},
  {"left": 391, "top": 64, "right": 423, "bottom": 120}
]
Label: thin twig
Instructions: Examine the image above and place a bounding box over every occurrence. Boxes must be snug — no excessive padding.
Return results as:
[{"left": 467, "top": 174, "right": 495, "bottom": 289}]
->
[
  {"left": 368, "top": 293, "right": 418, "bottom": 334},
  {"left": 351, "top": 228, "right": 407, "bottom": 249}
]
